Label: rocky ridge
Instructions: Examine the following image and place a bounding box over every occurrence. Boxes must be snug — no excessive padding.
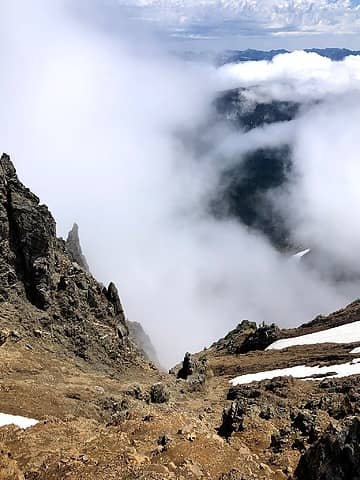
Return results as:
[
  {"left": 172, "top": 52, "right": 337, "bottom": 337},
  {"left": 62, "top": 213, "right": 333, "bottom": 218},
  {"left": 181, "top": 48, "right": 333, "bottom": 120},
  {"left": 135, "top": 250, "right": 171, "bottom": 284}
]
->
[
  {"left": 0, "top": 153, "right": 144, "bottom": 370},
  {"left": 65, "top": 221, "right": 160, "bottom": 367}
]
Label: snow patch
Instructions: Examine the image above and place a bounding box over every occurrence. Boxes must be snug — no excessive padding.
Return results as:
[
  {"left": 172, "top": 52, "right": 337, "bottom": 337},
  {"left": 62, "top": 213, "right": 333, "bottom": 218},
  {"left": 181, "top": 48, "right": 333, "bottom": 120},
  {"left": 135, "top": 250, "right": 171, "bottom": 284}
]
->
[
  {"left": 267, "top": 321, "right": 360, "bottom": 351},
  {"left": 230, "top": 358, "right": 360, "bottom": 386},
  {"left": 0, "top": 413, "right": 38, "bottom": 429},
  {"left": 292, "top": 248, "right": 311, "bottom": 259},
  {"left": 351, "top": 346, "right": 360, "bottom": 354}
]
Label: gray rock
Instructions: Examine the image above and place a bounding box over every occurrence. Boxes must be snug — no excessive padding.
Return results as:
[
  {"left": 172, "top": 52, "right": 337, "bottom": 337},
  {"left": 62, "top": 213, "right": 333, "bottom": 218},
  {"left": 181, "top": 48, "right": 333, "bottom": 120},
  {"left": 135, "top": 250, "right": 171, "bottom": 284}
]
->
[
  {"left": 0, "top": 153, "right": 56, "bottom": 309},
  {"left": 177, "top": 352, "right": 194, "bottom": 380},
  {"left": 0, "top": 153, "right": 143, "bottom": 369},
  {"left": 211, "top": 320, "right": 257, "bottom": 354},
  {"left": 127, "top": 320, "right": 160, "bottom": 366},
  {"left": 150, "top": 382, "right": 170, "bottom": 404},
  {"left": 106, "top": 282, "right": 125, "bottom": 317},
  {"left": 293, "top": 417, "right": 360, "bottom": 480},
  {"left": 227, "top": 384, "right": 261, "bottom": 400},
  {"left": 240, "top": 323, "right": 281, "bottom": 353},
  {"left": 271, "top": 430, "right": 289, "bottom": 453},
  {"left": 292, "top": 410, "right": 320, "bottom": 442},
  {"left": 66, "top": 223, "right": 90, "bottom": 273},
  {"left": 157, "top": 434, "right": 171, "bottom": 449},
  {"left": 218, "top": 401, "right": 246, "bottom": 439}
]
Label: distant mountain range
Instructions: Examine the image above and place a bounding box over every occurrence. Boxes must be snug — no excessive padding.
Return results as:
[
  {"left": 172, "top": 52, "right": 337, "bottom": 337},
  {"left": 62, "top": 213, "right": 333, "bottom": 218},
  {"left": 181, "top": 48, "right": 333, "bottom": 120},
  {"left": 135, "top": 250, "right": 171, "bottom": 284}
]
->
[
  {"left": 217, "top": 48, "right": 360, "bottom": 65},
  {"left": 179, "top": 48, "right": 360, "bottom": 65}
]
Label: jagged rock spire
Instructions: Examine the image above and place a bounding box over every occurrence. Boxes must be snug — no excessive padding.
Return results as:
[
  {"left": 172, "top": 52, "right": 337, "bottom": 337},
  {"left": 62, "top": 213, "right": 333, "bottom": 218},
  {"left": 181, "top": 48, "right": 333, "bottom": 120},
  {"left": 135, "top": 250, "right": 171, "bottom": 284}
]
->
[{"left": 66, "top": 223, "right": 90, "bottom": 273}]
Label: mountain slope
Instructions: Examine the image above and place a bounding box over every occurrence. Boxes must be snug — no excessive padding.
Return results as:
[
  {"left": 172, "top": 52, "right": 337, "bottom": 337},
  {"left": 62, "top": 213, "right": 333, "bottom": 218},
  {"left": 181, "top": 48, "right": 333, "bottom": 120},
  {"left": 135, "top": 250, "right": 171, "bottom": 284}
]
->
[
  {"left": 1, "top": 153, "right": 360, "bottom": 479},
  {"left": 0, "top": 152, "right": 143, "bottom": 370}
]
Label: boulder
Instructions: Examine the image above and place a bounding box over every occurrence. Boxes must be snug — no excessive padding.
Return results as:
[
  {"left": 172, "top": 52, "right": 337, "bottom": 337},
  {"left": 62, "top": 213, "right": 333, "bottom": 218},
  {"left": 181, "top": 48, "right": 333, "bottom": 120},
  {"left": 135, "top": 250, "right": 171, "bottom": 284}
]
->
[
  {"left": 293, "top": 416, "right": 360, "bottom": 480},
  {"left": 177, "top": 352, "right": 194, "bottom": 380},
  {"left": 150, "top": 382, "right": 170, "bottom": 404},
  {"left": 218, "top": 401, "right": 246, "bottom": 439}
]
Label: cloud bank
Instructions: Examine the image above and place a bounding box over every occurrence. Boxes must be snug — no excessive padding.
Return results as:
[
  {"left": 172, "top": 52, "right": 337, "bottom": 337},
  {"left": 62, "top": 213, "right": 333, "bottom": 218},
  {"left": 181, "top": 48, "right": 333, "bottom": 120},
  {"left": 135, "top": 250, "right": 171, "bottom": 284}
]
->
[
  {"left": 1, "top": 2, "right": 360, "bottom": 366},
  {"left": 217, "top": 51, "right": 360, "bottom": 280},
  {"left": 122, "top": 0, "right": 360, "bottom": 39},
  {"left": 218, "top": 50, "right": 360, "bottom": 101}
]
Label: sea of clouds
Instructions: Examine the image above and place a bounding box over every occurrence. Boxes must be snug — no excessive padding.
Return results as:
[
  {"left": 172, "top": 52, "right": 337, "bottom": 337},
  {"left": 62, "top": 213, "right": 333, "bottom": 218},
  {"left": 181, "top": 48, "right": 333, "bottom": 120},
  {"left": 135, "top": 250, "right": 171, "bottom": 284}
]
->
[{"left": 1, "top": 1, "right": 360, "bottom": 366}]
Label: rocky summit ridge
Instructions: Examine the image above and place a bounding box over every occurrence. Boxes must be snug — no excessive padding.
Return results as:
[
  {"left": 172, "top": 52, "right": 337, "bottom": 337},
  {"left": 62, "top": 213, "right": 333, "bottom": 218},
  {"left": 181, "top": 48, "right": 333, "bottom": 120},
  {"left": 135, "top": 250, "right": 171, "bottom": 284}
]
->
[
  {"left": 64, "top": 221, "right": 159, "bottom": 366},
  {"left": 1, "top": 153, "right": 360, "bottom": 479},
  {"left": 0, "top": 152, "right": 144, "bottom": 370}
]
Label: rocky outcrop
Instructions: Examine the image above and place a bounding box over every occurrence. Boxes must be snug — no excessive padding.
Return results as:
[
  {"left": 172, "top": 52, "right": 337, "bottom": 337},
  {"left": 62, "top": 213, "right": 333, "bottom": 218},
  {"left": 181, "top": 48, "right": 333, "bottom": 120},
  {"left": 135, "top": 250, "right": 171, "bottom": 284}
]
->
[
  {"left": 0, "top": 153, "right": 140, "bottom": 370},
  {"left": 150, "top": 382, "right": 170, "bottom": 404},
  {"left": 218, "top": 401, "right": 246, "bottom": 439},
  {"left": 127, "top": 321, "right": 160, "bottom": 366},
  {"left": 293, "top": 417, "right": 360, "bottom": 480},
  {"left": 220, "top": 373, "right": 360, "bottom": 460},
  {"left": 211, "top": 320, "right": 257, "bottom": 354},
  {"left": 66, "top": 223, "right": 90, "bottom": 273},
  {"left": 175, "top": 352, "right": 209, "bottom": 392},
  {"left": 177, "top": 352, "right": 194, "bottom": 380},
  {"left": 0, "top": 153, "right": 56, "bottom": 309},
  {"left": 239, "top": 323, "right": 281, "bottom": 353},
  {"left": 67, "top": 221, "right": 158, "bottom": 363},
  {"left": 209, "top": 320, "right": 280, "bottom": 355},
  {"left": 210, "top": 300, "right": 360, "bottom": 360}
]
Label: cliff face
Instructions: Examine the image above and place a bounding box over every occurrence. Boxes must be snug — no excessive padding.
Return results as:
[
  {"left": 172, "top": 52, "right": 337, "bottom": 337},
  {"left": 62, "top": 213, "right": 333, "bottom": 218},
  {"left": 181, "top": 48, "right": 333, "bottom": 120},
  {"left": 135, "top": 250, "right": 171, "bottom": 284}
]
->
[
  {"left": 0, "top": 153, "right": 140, "bottom": 370},
  {"left": 0, "top": 154, "right": 56, "bottom": 308}
]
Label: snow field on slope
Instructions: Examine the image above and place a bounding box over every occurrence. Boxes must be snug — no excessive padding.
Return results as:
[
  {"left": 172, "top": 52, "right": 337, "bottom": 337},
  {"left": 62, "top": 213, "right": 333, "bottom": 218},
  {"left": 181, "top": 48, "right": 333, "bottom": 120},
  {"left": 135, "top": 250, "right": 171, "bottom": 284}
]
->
[
  {"left": 267, "top": 320, "right": 360, "bottom": 351},
  {"left": 230, "top": 358, "right": 360, "bottom": 386}
]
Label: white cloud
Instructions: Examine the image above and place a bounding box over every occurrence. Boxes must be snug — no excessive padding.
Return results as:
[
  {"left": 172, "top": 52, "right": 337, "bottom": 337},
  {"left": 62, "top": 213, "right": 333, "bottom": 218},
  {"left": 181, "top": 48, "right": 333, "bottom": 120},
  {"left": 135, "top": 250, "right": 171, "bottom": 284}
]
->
[
  {"left": 1, "top": 4, "right": 360, "bottom": 369},
  {"left": 217, "top": 51, "right": 360, "bottom": 283},
  {"left": 123, "top": 0, "right": 360, "bottom": 37},
  {"left": 217, "top": 51, "right": 360, "bottom": 101}
]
